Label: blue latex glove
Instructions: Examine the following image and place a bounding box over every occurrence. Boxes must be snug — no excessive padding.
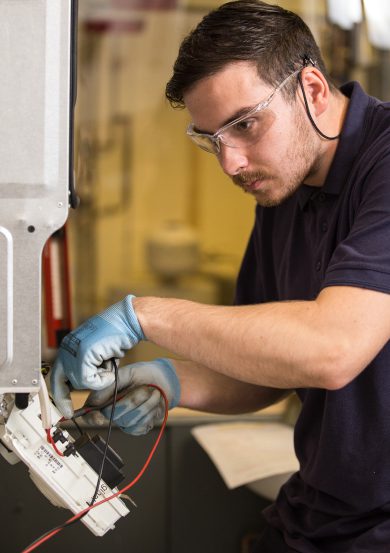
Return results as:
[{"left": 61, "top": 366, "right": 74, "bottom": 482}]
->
[
  {"left": 51, "top": 295, "right": 144, "bottom": 418},
  {"left": 85, "top": 359, "right": 181, "bottom": 436}
]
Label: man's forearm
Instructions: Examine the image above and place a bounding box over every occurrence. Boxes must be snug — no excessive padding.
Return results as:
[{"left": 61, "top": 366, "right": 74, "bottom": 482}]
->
[
  {"left": 133, "top": 285, "right": 390, "bottom": 390},
  {"left": 133, "top": 294, "right": 342, "bottom": 390},
  {"left": 173, "top": 359, "right": 290, "bottom": 414}
]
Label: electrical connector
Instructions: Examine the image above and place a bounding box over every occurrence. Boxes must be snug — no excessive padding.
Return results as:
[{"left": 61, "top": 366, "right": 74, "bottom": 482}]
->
[{"left": 52, "top": 428, "right": 67, "bottom": 444}]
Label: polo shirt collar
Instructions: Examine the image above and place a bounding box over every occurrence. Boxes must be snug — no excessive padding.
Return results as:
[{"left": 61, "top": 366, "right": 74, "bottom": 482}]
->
[{"left": 297, "top": 81, "right": 371, "bottom": 209}]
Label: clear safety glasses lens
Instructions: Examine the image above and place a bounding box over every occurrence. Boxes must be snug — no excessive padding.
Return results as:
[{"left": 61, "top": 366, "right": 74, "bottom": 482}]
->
[
  {"left": 187, "top": 68, "right": 300, "bottom": 154},
  {"left": 186, "top": 128, "right": 220, "bottom": 153},
  {"left": 187, "top": 109, "right": 265, "bottom": 154}
]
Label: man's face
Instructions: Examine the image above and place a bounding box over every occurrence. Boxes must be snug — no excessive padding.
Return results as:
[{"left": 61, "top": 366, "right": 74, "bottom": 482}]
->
[{"left": 184, "top": 61, "right": 323, "bottom": 207}]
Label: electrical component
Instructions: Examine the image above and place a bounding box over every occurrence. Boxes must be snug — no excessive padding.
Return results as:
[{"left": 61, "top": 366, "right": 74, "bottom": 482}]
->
[
  {"left": 0, "top": 393, "right": 129, "bottom": 536},
  {"left": 21, "top": 383, "right": 169, "bottom": 552},
  {"left": 74, "top": 433, "right": 125, "bottom": 489}
]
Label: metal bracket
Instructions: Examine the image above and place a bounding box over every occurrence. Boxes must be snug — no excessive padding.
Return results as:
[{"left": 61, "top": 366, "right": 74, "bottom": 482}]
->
[{"left": 0, "top": 1, "right": 76, "bottom": 391}]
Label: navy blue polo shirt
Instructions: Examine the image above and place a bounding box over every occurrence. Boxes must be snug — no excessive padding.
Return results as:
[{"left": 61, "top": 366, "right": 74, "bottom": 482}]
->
[{"left": 235, "top": 82, "right": 390, "bottom": 552}]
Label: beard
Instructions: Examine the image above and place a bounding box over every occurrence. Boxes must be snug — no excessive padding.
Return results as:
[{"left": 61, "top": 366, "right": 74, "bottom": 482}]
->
[{"left": 232, "top": 107, "right": 322, "bottom": 207}]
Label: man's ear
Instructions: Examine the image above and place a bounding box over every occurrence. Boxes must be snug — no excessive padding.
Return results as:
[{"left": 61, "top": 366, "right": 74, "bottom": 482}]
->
[{"left": 298, "top": 67, "right": 330, "bottom": 117}]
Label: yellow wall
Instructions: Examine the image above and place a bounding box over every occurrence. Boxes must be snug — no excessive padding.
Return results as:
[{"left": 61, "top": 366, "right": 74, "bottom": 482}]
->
[{"left": 73, "top": 1, "right": 330, "bottom": 318}]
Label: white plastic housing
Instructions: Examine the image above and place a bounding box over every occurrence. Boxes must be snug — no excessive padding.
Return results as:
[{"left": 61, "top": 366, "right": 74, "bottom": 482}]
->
[{"left": 0, "top": 394, "right": 129, "bottom": 536}]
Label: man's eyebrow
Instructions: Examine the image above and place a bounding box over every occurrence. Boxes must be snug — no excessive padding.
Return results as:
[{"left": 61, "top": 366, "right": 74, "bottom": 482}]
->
[{"left": 193, "top": 104, "right": 257, "bottom": 135}]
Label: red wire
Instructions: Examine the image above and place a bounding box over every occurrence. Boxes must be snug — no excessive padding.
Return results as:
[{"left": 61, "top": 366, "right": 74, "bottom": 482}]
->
[
  {"left": 22, "top": 384, "right": 168, "bottom": 553},
  {"left": 46, "top": 429, "right": 65, "bottom": 457}
]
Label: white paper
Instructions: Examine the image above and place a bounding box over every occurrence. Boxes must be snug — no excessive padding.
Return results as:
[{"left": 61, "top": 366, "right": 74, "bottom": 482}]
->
[{"left": 191, "top": 421, "right": 299, "bottom": 489}]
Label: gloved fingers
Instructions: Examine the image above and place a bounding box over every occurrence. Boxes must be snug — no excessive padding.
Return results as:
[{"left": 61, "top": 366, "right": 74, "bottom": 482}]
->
[
  {"left": 50, "top": 360, "right": 74, "bottom": 419},
  {"left": 103, "top": 387, "right": 161, "bottom": 430},
  {"left": 121, "top": 412, "right": 157, "bottom": 436},
  {"left": 93, "top": 363, "right": 117, "bottom": 388},
  {"left": 68, "top": 323, "right": 130, "bottom": 389},
  {"left": 153, "top": 397, "right": 166, "bottom": 425},
  {"left": 81, "top": 360, "right": 117, "bottom": 390},
  {"left": 129, "top": 358, "right": 180, "bottom": 408},
  {"left": 86, "top": 385, "right": 115, "bottom": 408},
  {"left": 125, "top": 397, "right": 166, "bottom": 435},
  {"left": 86, "top": 365, "right": 135, "bottom": 407},
  {"left": 81, "top": 402, "right": 158, "bottom": 433},
  {"left": 102, "top": 386, "right": 159, "bottom": 422},
  {"left": 81, "top": 409, "right": 107, "bottom": 427},
  {"left": 119, "top": 400, "right": 163, "bottom": 436},
  {"left": 82, "top": 388, "right": 155, "bottom": 428},
  {"left": 101, "top": 358, "right": 120, "bottom": 371}
]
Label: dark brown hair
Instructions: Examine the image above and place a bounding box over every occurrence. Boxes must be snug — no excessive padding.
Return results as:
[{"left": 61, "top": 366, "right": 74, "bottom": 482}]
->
[{"left": 166, "top": 0, "right": 334, "bottom": 108}]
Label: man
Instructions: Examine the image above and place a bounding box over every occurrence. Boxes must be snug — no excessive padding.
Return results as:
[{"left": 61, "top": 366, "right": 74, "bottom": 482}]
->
[{"left": 51, "top": 1, "right": 390, "bottom": 551}]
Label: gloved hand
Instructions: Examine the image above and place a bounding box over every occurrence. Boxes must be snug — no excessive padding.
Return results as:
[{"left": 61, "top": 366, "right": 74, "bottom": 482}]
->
[
  {"left": 85, "top": 358, "right": 181, "bottom": 435},
  {"left": 51, "top": 295, "right": 145, "bottom": 418}
]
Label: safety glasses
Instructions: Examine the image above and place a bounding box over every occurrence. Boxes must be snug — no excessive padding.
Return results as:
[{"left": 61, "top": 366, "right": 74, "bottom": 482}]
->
[{"left": 186, "top": 68, "right": 300, "bottom": 154}]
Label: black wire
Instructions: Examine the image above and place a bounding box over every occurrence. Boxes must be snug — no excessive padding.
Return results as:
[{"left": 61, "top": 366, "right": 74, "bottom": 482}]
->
[
  {"left": 88, "top": 358, "right": 119, "bottom": 505},
  {"left": 22, "top": 359, "right": 120, "bottom": 551},
  {"left": 298, "top": 70, "right": 341, "bottom": 141},
  {"left": 69, "top": 416, "right": 83, "bottom": 436}
]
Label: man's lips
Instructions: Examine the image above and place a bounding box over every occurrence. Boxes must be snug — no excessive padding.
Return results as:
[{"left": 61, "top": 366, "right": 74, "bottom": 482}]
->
[
  {"left": 233, "top": 172, "right": 271, "bottom": 192},
  {"left": 243, "top": 179, "right": 263, "bottom": 192}
]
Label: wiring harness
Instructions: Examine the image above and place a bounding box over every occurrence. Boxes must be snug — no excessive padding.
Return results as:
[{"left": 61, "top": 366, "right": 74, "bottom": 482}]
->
[{"left": 21, "top": 360, "right": 169, "bottom": 552}]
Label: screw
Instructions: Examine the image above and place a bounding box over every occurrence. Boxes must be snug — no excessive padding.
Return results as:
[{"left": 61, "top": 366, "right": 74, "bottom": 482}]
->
[
  {"left": 32, "top": 379, "right": 38, "bottom": 385},
  {"left": 58, "top": 202, "right": 63, "bottom": 208},
  {"left": 11, "top": 379, "right": 18, "bottom": 385}
]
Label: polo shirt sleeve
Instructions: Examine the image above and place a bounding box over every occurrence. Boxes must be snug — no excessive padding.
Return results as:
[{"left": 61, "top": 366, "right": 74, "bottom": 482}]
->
[{"left": 322, "top": 150, "right": 390, "bottom": 294}]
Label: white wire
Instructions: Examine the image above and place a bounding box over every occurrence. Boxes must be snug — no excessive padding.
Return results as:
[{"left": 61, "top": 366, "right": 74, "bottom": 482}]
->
[{"left": 38, "top": 372, "right": 52, "bottom": 430}]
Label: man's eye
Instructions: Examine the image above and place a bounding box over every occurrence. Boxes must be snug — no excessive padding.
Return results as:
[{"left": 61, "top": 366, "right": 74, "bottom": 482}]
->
[{"left": 233, "top": 118, "right": 256, "bottom": 133}]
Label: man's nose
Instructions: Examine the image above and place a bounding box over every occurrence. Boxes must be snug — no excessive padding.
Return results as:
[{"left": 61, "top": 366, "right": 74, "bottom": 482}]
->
[{"left": 217, "top": 143, "right": 249, "bottom": 176}]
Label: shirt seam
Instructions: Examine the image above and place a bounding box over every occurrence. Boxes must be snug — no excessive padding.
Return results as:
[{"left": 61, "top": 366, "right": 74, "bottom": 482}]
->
[
  {"left": 326, "top": 266, "right": 390, "bottom": 277},
  {"left": 321, "top": 280, "right": 390, "bottom": 294}
]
